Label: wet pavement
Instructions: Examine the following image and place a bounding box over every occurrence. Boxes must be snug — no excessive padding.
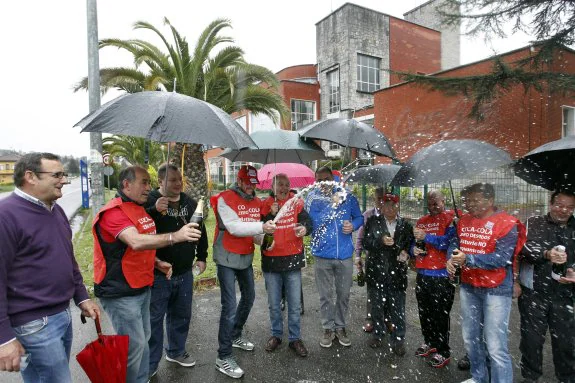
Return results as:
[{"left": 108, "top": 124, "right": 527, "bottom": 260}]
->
[{"left": 1, "top": 266, "right": 556, "bottom": 383}]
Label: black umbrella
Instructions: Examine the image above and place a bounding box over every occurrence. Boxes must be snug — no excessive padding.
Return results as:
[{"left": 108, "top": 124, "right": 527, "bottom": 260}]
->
[
  {"left": 220, "top": 130, "right": 326, "bottom": 164},
  {"left": 513, "top": 135, "right": 575, "bottom": 191},
  {"left": 343, "top": 164, "right": 401, "bottom": 185},
  {"left": 297, "top": 118, "right": 395, "bottom": 158},
  {"left": 74, "top": 91, "right": 257, "bottom": 150},
  {"left": 391, "top": 139, "right": 512, "bottom": 216}
]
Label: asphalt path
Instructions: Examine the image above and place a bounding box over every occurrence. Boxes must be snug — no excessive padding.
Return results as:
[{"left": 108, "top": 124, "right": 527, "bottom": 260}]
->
[
  {"left": 0, "top": 178, "right": 83, "bottom": 219},
  {"left": 0, "top": 267, "right": 556, "bottom": 383}
]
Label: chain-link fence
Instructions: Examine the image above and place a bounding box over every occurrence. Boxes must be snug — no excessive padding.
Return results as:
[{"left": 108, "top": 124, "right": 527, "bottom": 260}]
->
[{"left": 398, "top": 167, "right": 551, "bottom": 223}]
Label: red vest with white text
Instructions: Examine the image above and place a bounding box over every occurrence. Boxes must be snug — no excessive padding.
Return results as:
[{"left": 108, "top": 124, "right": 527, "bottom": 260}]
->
[
  {"left": 211, "top": 190, "right": 262, "bottom": 254},
  {"left": 261, "top": 193, "right": 304, "bottom": 257},
  {"left": 93, "top": 198, "right": 156, "bottom": 289},
  {"left": 458, "top": 212, "right": 517, "bottom": 288},
  {"left": 415, "top": 210, "right": 455, "bottom": 270}
]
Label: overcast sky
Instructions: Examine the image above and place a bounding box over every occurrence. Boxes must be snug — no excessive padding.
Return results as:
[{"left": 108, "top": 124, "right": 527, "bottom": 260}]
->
[{"left": 0, "top": 0, "right": 531, "bottom": 158}]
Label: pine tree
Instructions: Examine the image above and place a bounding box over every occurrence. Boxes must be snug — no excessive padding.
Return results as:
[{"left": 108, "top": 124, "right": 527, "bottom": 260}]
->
[{"left": 397, "top": 0, "right": 575, "bottom": 119}]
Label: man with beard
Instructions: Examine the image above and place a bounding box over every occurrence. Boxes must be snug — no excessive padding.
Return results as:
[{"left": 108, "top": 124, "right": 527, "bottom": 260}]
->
[
  {"left": 145, "top": 164, "right": 209, "bottom": 378},
  {"left": 211, "top": 165, "right": 276, "bottom": 379}
]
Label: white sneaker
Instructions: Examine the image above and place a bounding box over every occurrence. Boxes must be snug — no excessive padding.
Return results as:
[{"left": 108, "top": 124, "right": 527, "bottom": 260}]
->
[
  {"left": 215, "top": 356, "right": 244, "bottom": 379},
  {"left": 232, "top": 337, "right": 255, "bottom": 351},
  {"left": 460, "top": 379, "right": 476, "bottom": 383},
  {"left": 165, "top": 351, "right": 196, "bottom": 367}
]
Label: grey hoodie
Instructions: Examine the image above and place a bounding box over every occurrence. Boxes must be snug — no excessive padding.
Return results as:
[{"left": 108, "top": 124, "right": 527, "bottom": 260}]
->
[{"left": 213, "top": 184, "right": 265, "bottom": 269}]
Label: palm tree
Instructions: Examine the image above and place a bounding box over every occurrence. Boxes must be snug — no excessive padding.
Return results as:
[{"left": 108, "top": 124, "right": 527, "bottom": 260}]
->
[
  {"left": 75, "top": 18, "right": 288, "bottom": 202},
  {"left": 102, "top": 135, "right": 165, "bottom": 168}
]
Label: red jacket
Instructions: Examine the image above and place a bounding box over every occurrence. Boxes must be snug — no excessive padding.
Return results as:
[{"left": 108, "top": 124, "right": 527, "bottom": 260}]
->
[
  {"left": 458, "top": 212, "right": 523, "bottom": 288},
  {"left": 261, "top": 193, "right": 304, "bottom": 257},
  {"left": 93, "top": 198, "right": 156, "bottom": 295},
  {"left": 211, "top": 190, "right": 262, "bottom": 254},
  {"left": 415, "top": 210, "right": 455, "bottom": 270}
]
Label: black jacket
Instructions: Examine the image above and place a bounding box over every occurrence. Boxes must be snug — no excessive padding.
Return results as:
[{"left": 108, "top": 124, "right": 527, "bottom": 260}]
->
[
  {"left": 145, "top": 189, "right": 208, "bottom": 276},
  {"left": 519, "top": 214, "right": 575, "bottom": 299},
  {"left": 362, "top": 215, "right": 414, "bottom": 291}
]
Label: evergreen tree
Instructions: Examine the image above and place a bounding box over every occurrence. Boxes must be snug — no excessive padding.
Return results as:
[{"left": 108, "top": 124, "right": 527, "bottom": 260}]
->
[{"left": 397, "top": 0, "right": 575, "bottom": 119}]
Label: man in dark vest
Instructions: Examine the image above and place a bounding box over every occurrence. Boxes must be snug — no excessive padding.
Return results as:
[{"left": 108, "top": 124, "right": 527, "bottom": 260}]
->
[
  {"left": 210, "top": 165, "right": 276, "bottom": 379},
  {"left": 145, "top": 163, "right": 209, "bottom": 378},
  {"left": 93, "top": 165, "right": 201, "bottom": 383},
  {"left": 518, "top": 190, "right": 575, "bottom": 383}
]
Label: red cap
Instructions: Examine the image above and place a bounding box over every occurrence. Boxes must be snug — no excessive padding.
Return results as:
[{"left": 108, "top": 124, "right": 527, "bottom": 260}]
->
[
  {"left": 237, "top": 165, "right": 259, "bottom": 184},
  {"left": 383, "top": 193, "right": 399, "bottom": 203}
]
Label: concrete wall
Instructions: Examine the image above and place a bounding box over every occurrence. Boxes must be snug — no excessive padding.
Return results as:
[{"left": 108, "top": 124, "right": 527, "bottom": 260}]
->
[
  {"left": 403, "top": 0, "right": 460, "bottom": 70},
  {"left": 316, "top": 4, "right": 390, "bottom": 118}
]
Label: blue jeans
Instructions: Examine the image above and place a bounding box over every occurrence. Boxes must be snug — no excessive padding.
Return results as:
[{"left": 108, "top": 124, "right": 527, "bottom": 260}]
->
[
  {"left": 100, "top": 289, "right": 151, "bottom": 383},
  {"left": 460, "top": 287, "right": 513, "bottom": 383},
  {"left": 217, "top": 264, "right": 255, "bottom": 359},
  {"left": 13, "top": 308, "right": 72, "bottom": 383},
  {"left": 148, "top": 270, "right": 193, "bottom": 372},
  {"left": 264, "top": 270, "right": 302, "bottom": 342}
]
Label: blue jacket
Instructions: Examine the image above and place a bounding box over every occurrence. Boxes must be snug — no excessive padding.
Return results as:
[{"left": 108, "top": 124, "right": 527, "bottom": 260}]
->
[{"left": 305, "top": 188, "right": 363, "bottom": 260}]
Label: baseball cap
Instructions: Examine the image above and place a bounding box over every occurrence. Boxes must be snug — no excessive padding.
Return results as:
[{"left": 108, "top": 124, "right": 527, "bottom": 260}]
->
[
  {"left": 382, "top": 193, "right": 399, "bottom": 203},
  {"left": 237, "top": 165, "right": 259, "bottom": 185}
]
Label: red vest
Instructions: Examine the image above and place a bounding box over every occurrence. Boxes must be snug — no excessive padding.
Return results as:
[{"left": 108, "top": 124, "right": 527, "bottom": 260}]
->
[
  {"left": 211, "top": 190, "right": 262, "bottom": 254},
  {"left": 458, "top": 211, "right": 518, "bottom": 288},
  {"left": 93, "top": 198, "right": 156, "bottom": 289},
  {"left": 415, "top": 210, "right": 455, "bottom": 270},
  {"left": 261, "top": 193, "right": 304, "bottom": 257}
]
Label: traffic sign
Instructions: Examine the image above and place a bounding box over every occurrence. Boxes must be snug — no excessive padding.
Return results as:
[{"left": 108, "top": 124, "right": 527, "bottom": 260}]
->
[{"left": 103, "top": 166, "right": 114, "bottom": 176}]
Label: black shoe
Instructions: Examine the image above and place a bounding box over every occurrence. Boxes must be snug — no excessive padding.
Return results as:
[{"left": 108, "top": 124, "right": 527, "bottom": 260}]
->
[
  {"left": 265, "top": 336, "right": 282, "bottom": 352},
  {"left": 289, "top": 339, "right": 308, "bottom": 357},
  {"left": 457, "top": 353, "right": 471, "bottom": 370},
  {"left": 392, "top": 342, "right": 406, "bottom": 356}
]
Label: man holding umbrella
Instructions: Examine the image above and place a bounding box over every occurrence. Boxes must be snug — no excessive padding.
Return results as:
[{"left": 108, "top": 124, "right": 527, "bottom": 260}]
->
[
  {"left": 447, "top": 183, "right": 525, "bottom": 383},
  {"left": 93, "top": 165, "right": 202, "bottom": 383},
  {"left": 210, "top": 165, "right": 276, "bottom": 379},
  {"left": 517, "top": 190, "right": 575, "bottom": 383},
  {"left": 144, "top": 164, "right": 209, "bottom": 378}
]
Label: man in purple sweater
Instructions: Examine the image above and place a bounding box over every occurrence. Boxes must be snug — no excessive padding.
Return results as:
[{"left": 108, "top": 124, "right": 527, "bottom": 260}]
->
[{"left": 0, "top": 153, "right": 100, "bottom": 382}]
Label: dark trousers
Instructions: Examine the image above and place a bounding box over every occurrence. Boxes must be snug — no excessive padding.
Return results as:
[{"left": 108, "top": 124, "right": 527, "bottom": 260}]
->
[
  {"left": 415, "top": 273, "right": 455, "bottom": 357},
  {"left": 217, "top": 264, "right": 255, "bottom": 359},
  {"left": 148, "top": 270, "right": 193, "bottom": 372},
  {"left": 368, "top": 283, "right": 406, "bottom": 344},
  {"left": 518, "top": 288, "right": 575, "bottom": 382}
]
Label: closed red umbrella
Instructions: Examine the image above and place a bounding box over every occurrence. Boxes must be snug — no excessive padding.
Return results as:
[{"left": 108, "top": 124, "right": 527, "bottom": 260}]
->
[
  {"left": 76, "top": 316, "right": 129, "bottom": 383},
  {"left": 257, "top": 163, "right": 315, "bottom": 190}
]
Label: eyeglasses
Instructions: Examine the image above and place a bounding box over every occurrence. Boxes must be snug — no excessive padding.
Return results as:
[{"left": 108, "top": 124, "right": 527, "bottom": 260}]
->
[{"left": 35, "top": 171, "right": 69, "bottom": 179}]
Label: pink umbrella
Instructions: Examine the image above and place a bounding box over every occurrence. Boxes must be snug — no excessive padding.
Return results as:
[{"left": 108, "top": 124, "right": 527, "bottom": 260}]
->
[{"left": 257, "top": 163, "right": 315, "bottom": 190}]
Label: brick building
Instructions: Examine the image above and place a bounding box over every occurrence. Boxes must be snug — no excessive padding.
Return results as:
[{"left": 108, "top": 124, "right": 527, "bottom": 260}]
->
[
  {"left": 207, "top": 1, "right": 458, "bottom": 184},
  {"left": 373, "top": 46, "right": 575, "bottom": 162}
]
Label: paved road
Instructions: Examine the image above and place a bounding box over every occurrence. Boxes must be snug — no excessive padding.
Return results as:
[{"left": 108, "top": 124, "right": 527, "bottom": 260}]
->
[
  {"left": 0, "top": 178, "right": 83, "bottom": 219},
  {"left": 0, "top": 267, "right": 556, "bottom": 383}
]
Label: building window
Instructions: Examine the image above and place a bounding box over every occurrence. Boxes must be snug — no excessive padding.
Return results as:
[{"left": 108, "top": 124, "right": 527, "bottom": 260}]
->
[
  {"left": 357, "top": 54, "right": 381, "bottom": 92},
  {"left": 563, "top": 106, "right": 575, "bottom": 137},
  {"left": 291, "top": 100, "right": 316, "bottom": 130},
  {"left": 327, "top": 69, "right": 340, "bottom": 113},
  {"left": 0, "top": 165, "right": 3, "bottom": 171}
]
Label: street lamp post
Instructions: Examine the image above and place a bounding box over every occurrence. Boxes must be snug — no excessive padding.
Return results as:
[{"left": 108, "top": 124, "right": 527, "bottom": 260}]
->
[{"left": 86, "top": 0, "right": 104, "bottom": 213}]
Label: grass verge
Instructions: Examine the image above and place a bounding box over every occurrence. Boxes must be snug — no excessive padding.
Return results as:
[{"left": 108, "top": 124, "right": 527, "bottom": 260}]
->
[{"left": 72, "top": 192, "right": 264, "bottom": 296}]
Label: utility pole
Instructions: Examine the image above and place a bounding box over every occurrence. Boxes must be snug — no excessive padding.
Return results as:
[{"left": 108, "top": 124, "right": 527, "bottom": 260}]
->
[{"left": 86, "top": 0, "right": 104, "bottom": 213}]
